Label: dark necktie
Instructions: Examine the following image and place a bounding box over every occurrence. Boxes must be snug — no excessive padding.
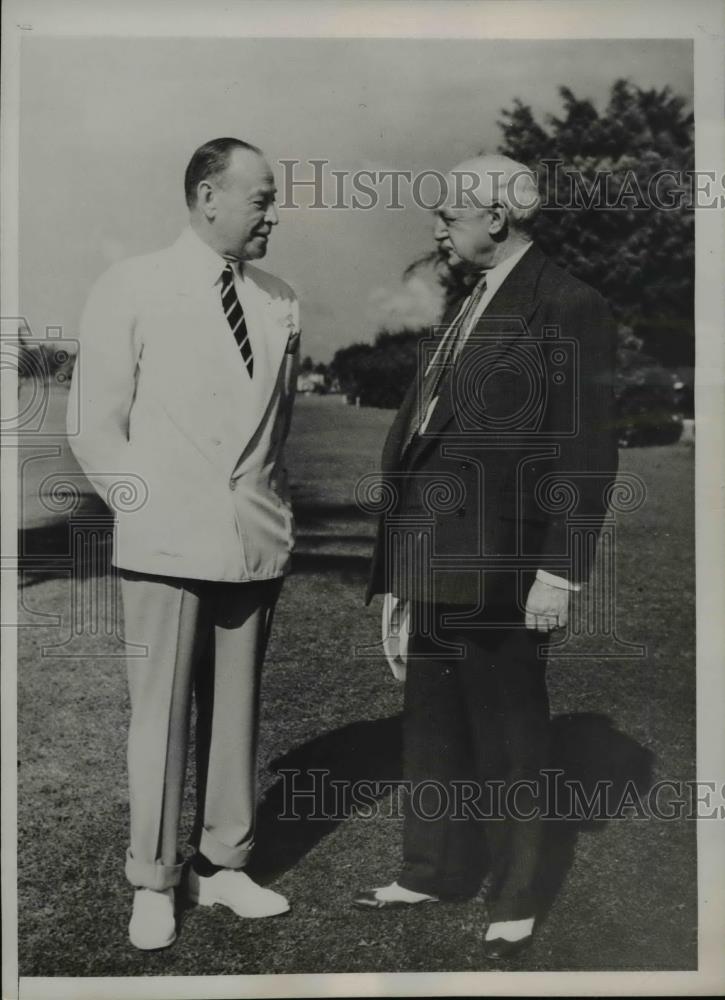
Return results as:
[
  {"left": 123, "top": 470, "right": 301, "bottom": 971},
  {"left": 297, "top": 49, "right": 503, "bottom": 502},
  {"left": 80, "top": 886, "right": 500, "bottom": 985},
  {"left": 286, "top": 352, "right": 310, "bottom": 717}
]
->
[
  {"left": 220, "top": 263, "right": 253, "bottom": 377},
  {"left": 402, "top": 274, "right": 488, "bottom": 453}
]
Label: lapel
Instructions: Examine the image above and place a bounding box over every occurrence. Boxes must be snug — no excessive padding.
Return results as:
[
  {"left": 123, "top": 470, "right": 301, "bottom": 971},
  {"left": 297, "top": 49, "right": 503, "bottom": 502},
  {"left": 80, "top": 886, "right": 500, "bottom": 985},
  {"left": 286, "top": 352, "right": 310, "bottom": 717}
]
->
[
  {"left": 230, "top": 264, "right": 293, "bottom": 473},
  {"left": 382, "top": 292, "right": 469, "bottom": 474},
  {"left": 156, "top": 235, "right": 291, "bottom": 475},
  {"left": 406, "top": 244, "right": 548, "bottom": 461},
  {"left": 237, "top": 263, "right": 290, "bottom": 406}
]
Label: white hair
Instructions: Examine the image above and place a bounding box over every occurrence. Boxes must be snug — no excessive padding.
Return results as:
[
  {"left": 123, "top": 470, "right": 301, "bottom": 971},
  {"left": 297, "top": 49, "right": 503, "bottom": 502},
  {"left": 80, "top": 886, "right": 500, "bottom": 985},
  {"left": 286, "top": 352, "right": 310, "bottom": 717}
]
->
[
  {"left": 496, "top": 164, "right": 541, "bottom": 231},
  {"left": 452, "top": 154, "right": 542, "bottom": 232}
]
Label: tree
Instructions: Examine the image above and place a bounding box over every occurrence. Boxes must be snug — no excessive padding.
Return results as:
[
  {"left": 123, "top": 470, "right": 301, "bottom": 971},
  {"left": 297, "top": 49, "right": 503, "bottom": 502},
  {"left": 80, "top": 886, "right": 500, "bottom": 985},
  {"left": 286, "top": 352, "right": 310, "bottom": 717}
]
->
[
  {"left": 340, "top": 80, "right": 694, "bottom": 408},
  {"left": 331, "top": 329, "right": 424, "bottom": 408},
  {"left": 409, "top": 80, "right": 694, "bottom": 367},
  {"left": 498, "top": 81, "right": 695, "bottom": 367}
]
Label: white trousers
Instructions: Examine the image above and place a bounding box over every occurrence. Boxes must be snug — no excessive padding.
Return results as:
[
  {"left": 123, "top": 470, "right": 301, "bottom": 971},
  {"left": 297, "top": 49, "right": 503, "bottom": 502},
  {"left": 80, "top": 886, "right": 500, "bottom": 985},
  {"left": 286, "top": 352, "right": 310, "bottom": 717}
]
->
[{"left": 120, "top": 570, "right": 282, "bottom": 890}]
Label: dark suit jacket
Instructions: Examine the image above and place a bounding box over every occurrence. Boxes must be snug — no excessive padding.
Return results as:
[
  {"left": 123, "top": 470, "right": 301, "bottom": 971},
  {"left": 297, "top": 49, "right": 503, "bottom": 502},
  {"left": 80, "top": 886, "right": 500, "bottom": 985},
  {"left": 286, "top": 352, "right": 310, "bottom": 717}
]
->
[{"left": 366, "top": 243, "right": 619, "bottom": 608}]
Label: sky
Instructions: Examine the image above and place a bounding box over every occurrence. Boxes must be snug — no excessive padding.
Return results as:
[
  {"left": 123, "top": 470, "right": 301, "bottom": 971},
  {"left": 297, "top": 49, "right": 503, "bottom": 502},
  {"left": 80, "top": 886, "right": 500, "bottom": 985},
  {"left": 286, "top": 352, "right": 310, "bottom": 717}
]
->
[{"left": 19, "top": 36, "right": 693, "bottom": 361}]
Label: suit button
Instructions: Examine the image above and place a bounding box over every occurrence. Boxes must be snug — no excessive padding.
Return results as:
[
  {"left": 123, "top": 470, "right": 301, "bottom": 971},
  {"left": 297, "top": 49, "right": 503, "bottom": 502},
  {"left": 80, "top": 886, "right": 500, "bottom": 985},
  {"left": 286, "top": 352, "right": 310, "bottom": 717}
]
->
[
  {"left": 460, "top": 462, "right": 471, "bottom": 471},
  {"left": 229, "top": 479, "right": 237, "bottom": 491},
  {"left": 456, "top": 507, "right": 466, "bottom": 518}
]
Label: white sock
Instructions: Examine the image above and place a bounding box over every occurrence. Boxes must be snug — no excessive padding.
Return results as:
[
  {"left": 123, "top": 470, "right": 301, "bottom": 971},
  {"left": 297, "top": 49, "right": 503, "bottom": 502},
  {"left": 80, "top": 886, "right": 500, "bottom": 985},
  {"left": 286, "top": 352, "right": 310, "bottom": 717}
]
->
[
  {"left": 374, "top": 881, "right": 436, "bottom": 903},
  {"left": 485, "top": 917, "right": 535, "bottom": 942}
]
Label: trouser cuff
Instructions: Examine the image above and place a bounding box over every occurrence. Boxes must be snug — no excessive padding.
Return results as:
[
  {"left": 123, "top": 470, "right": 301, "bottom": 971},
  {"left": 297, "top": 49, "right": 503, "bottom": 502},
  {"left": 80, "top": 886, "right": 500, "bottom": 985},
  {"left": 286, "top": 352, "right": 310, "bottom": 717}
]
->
[
  {"left": 125, "top": 848, "right": 184, "bottom": 890},
  {"left": 488, "top": 891, "right": 538, "bottom": 923},
  {"left": 198, "top": 829, "right": 251, "bottom": 871},
  {"left": 398, "top": 867, "right": 478, "bottom": 901}
]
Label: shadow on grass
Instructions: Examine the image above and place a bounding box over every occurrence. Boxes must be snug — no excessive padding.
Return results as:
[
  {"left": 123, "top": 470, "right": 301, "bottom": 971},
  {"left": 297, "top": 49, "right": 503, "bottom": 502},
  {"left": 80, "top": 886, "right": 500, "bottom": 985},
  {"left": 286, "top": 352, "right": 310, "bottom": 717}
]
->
[
  {"left": 18, "top": 493, "right": 113, "bottom": 588},
  {"left": 247, "top": 714, "right": 404, "bottom": 882},
  {"left": 292, "top": 501, "right": 371, "bottom": 528},
  {"left": 245, "top": 709, "right": 654, "bottom": 921},
  {"left": 18, "top": 501, "right": 374, "bottom": 588},
  {"left": 535, "top": 711, "right": 655, "bottom": 919}
]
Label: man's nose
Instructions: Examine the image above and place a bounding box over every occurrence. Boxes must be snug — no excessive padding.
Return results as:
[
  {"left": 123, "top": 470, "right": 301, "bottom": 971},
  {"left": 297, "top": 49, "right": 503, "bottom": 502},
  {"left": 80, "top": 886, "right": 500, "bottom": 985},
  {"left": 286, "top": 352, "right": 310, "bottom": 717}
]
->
[
  {"left": 265, "top": 202, "right": 279, "bottom": 226},
  {"left": 433, "top": 215, "right": 448, "bottom": 241}
]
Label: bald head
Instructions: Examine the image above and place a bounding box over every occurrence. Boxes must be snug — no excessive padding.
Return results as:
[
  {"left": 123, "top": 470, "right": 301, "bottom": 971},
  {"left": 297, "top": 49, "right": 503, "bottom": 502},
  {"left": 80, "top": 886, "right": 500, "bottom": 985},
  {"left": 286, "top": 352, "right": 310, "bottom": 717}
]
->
[{"left": 434, "top": 154, "right": 541, "bottom": 270}]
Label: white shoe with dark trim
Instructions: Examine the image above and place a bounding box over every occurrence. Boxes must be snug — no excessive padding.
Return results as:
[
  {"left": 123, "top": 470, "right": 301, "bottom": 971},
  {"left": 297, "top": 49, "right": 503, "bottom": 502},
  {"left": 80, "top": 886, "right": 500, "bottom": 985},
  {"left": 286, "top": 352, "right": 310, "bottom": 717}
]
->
[{"left": 353, "top": 881, "right": 439, "bottom": 909}]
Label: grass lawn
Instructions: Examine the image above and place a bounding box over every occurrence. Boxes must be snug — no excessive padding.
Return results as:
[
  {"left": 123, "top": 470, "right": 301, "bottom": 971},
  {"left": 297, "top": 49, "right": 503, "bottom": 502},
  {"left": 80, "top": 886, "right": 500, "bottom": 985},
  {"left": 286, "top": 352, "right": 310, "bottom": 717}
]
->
[{"left": 16, "top": 392, "right": 696, "bottom": 975}]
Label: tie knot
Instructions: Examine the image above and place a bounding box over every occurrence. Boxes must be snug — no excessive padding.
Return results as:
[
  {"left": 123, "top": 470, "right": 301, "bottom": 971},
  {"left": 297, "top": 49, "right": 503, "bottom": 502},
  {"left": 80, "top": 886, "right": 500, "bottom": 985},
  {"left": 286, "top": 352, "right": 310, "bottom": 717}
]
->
[{"left": 220, "top": 263, "right": 235, "bottom": 287}]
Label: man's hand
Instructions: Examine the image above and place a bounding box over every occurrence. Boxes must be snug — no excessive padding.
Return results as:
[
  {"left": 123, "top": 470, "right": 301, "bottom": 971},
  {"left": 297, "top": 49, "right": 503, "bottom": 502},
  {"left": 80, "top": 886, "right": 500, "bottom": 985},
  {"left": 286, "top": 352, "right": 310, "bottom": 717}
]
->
[{"left": 525, "top": 578, "right": 570, "bottom": 632}]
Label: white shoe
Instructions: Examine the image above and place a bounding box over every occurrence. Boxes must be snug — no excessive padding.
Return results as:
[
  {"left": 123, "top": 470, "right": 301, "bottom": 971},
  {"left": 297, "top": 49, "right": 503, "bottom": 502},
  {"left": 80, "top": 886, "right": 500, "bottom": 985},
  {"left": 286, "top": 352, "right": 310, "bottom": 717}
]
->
[
  {"left": 353, "top": 881, "right": 439, "bottom": 908},
  {"left": 486, "top": 917, "right": 535, "bottom": 942},
  {"left": 187, "top": 867, "right": 289, "bottom": 919},
  {"left": 128, "top": 888, "right": 177, "bottom": 950}
]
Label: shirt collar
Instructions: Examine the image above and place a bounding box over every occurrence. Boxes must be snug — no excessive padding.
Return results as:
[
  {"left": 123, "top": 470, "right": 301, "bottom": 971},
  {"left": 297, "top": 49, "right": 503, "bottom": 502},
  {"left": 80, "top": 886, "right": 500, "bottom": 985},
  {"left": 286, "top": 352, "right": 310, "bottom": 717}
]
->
[
  {"left": 177, "top": 226, "right": 244, "bottom": 286},
  {"left": 480, "top": 241, "right": 533, "bottom": 299}
]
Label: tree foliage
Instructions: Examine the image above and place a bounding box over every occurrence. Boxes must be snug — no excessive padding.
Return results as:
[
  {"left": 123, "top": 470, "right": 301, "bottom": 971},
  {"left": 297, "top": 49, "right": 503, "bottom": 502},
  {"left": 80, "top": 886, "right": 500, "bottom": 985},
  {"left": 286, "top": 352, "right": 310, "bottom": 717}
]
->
[
  {"left": 496, "top": 80, "right": 694, "bottom": 366},
  {"left": 331, "top": 329, "right": 423, "bottom": 408},
  {"left": 414, "top": 81, "right": 695, "bottom": 365},
  {"left": 334, "top": 80, "right": 694, "bottom": 408}
]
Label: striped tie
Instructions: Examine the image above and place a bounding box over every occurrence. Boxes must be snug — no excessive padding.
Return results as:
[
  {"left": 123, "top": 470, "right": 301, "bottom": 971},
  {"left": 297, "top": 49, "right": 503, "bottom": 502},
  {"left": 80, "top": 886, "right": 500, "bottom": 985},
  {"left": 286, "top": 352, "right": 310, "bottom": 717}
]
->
[
  {"left": 401, "top": 275, "right": 488, "bottom": 453},
  {"left": 220, "top": 263, "right": 253, "bottom": 377}
]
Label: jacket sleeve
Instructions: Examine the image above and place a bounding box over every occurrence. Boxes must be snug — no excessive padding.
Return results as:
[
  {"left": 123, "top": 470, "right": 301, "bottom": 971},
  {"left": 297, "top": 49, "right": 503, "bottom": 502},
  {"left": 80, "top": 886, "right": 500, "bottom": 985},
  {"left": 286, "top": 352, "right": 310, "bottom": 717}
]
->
[
  {"left": 66, "top": 262, "right": 141, "bottom": 509},
  {"left": 535, "top": 287, "right": 619, "bottom": 583}
]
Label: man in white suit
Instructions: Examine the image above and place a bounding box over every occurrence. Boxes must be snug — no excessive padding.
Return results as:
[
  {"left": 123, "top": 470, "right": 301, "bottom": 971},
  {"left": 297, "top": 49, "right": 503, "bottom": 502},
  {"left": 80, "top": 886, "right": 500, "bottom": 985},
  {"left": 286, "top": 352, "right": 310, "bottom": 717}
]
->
[{"left": 68, "top": 138, "right": 300, "bottom": 949}]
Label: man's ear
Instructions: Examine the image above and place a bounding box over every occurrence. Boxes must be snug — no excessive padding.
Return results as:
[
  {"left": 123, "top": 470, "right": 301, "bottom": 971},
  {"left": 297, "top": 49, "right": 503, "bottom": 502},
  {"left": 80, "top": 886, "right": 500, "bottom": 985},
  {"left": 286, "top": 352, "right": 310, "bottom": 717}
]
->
[
  {"left": 488, "top": 201, "right": 507, "bottom": 236},
  {"left": 197, "top": 180, "right": 216, "bottom": 221}
]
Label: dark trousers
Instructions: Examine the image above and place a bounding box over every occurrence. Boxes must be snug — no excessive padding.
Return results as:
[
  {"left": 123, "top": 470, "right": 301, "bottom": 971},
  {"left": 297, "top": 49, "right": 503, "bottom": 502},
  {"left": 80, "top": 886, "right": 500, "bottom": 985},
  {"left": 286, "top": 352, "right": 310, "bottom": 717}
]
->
[{"left": 398, "top": 602, "right": 550, "bottom": 921}]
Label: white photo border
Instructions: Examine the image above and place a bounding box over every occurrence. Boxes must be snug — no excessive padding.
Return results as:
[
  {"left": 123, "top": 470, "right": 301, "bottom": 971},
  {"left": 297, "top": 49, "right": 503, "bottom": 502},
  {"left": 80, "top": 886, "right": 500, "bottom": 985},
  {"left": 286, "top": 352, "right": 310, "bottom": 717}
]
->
[{"left": 2, "top": 1, "right": 723, "bottom": 997}]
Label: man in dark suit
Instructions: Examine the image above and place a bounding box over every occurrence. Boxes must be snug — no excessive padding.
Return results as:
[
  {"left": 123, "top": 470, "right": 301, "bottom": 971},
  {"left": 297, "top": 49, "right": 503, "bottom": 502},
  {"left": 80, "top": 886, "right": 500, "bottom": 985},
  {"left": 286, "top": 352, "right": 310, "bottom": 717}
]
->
[{"left": 354, "top": 155, "right": 619, "bottom": 959}]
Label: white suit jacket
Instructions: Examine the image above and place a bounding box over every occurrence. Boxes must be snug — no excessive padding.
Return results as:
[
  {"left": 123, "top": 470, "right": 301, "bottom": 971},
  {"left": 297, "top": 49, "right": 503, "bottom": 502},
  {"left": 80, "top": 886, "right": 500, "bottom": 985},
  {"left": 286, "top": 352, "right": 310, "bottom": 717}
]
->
[{"left": 67, "top": 227, "right": 300, "bottom": 582}]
